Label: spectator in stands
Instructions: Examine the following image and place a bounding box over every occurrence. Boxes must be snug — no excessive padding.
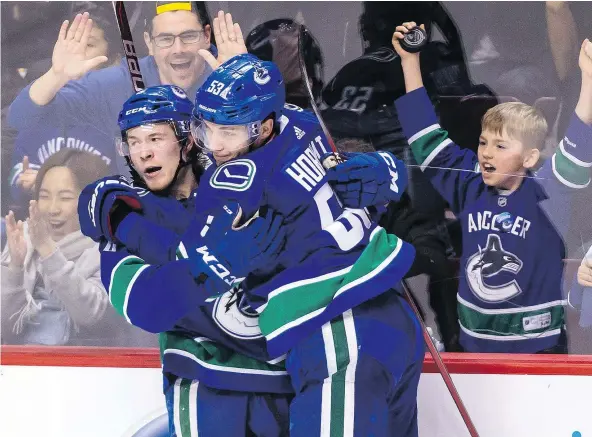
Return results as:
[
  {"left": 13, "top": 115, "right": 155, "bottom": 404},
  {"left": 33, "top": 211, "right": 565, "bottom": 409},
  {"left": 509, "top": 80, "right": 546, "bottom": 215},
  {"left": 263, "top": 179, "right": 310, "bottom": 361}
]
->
[
  {"left": 245, "top": 18, "right": 324, "bottom": 109},
  {"left": 1, "top": 149, "right": 111, "bottom": 346},
  {"left": 7, "top": 1, "right": 123, "bottom": 220},
  {"left": 7, "top": 1, "right": 216, "bottom": 174}
]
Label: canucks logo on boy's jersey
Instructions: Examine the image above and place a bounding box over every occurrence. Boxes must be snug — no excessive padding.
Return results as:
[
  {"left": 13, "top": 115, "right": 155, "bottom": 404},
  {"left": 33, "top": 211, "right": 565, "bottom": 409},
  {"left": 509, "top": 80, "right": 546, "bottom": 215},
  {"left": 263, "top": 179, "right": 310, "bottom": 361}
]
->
[{"left": 466, "top": 234, "right": 524, "bottom": 302}]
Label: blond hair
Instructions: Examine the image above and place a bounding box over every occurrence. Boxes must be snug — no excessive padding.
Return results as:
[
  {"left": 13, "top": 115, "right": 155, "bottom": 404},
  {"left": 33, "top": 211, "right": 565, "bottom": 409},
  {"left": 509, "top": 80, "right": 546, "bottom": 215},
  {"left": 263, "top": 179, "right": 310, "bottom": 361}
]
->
[{"left": 481, "top": 102, "right": 548, "bottom": 150}]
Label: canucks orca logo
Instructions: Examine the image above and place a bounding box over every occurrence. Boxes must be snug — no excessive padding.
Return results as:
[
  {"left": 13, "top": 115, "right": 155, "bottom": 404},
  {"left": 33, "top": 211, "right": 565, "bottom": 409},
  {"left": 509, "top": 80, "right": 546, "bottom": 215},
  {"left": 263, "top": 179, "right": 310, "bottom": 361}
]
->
[
  {"left": 253, "top": 66, "right": 271, "bottom": 85},
  {"left": 466, "top": 234, "right": 523, "bottom": 302},
  {"left": 213, "top": 285, "right": 263, "bottom": 339}
]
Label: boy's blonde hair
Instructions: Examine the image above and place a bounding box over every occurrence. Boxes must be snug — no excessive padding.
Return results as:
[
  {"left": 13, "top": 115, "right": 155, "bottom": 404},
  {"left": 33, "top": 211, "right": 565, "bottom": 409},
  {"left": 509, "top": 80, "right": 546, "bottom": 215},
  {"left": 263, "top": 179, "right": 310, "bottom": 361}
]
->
[{"left": 481, "top": 102, "right": 548, "bottom": 150}]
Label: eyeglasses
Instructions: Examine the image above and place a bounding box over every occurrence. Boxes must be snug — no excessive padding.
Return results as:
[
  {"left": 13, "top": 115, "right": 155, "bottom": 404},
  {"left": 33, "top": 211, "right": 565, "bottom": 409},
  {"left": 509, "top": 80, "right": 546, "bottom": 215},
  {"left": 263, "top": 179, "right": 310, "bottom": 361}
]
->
[{"left": 151, "top": 30, "right": 205, "bottom": 48}]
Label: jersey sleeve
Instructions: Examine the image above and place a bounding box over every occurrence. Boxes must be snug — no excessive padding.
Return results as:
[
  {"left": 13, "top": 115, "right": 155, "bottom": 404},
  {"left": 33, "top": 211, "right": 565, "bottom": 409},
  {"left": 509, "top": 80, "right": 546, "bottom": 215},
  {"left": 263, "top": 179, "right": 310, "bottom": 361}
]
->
[
  {"left": 114, "top": 212, "right": 181, "bottom": 264},
  {"left": 535, "top": 113, "right": 592, "bottom": 237},
  {"left": 99, "top": 241, "right": 212, "bottom": 333},
  {"left": 538, "top": 113, "right": 592, "bottom": 191},
  {"left": 395, "top": 87, "right": 485, "bottom": 214},
  {"left": 7, "top": 64, "right": 125, "bottom": 133}
]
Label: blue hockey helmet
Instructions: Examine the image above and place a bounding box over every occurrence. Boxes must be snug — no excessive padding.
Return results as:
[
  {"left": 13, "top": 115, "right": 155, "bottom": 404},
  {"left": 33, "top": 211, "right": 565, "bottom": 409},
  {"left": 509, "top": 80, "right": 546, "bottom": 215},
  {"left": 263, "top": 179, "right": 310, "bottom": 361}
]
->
[
  {"left": 194, "top": 54, "right": 285, "bottom": 125},
  {"left": 191, "top": 54, "right": 285, "bottom": 157},
  {"left": 117, "top": 85, "right": 194, "bottom": 156}
]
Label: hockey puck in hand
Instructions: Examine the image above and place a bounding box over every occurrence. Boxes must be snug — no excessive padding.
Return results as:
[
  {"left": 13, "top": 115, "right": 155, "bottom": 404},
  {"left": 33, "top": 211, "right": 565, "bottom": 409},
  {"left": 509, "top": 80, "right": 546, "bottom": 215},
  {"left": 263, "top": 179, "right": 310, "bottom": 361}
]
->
[{"left": 401, "top": 26, "right": 427, "bottom": 53}]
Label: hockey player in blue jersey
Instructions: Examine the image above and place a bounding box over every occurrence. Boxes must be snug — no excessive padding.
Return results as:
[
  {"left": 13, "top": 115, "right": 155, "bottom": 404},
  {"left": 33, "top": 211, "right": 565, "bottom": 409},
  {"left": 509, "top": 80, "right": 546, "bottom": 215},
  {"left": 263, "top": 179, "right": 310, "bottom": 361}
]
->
[
  {"left": 393, "top": 23, "right": 592, "bottom": 353},
  {"left": 181, "top": 25, "right": 424, "bottom": 432},
  {"left": 76, "top": 16, "right": 301, "bottom": 433},
  {"left": 80, "top": 84, "right": 297, "bottom": 436}
]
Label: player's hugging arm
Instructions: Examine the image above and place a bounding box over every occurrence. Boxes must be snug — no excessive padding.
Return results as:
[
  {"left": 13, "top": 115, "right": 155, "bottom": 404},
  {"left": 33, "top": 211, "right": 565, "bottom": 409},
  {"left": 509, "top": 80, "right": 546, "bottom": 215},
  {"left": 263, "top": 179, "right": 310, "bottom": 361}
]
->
[
  {"left": 99, "top": 243, "right": 217, "bottom": 333},
  {"left": 78, "top": 176, "right": 191, "bottom": 264}
]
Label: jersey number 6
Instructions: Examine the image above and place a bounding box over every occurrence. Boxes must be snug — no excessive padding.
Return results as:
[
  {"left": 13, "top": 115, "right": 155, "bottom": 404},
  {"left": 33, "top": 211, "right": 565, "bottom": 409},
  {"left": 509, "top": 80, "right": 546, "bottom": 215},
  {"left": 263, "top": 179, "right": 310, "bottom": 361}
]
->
[{"left": 314, "top": 182, "right": 371, "bottom": 251}]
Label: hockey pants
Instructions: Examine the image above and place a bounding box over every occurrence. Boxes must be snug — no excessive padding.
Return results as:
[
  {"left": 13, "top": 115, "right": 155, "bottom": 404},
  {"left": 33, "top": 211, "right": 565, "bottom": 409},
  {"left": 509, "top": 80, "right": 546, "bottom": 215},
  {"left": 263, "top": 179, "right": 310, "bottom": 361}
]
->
[
  {"left": 285, "top": 290, "right": 424, "bottom": 437},
  {"left": 164, "top": 374, "right": 293, "bottom": 436}
]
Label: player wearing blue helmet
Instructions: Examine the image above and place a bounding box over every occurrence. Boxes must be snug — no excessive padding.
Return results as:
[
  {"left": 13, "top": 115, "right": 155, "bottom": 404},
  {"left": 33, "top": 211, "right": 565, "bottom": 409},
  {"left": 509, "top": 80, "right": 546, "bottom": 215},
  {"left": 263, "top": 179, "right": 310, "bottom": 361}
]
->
[
  {"left": 116, "top": 85, "right": 203, "bottom": 196},
  {"left": 80, "top": 82, "right": 295, "bottom": 437},
  {"left": 187, "top": 47, "right": 423, "bottom": 436},
  {"left": 190, "top": 53, "right": 285, "bottom": 165}
]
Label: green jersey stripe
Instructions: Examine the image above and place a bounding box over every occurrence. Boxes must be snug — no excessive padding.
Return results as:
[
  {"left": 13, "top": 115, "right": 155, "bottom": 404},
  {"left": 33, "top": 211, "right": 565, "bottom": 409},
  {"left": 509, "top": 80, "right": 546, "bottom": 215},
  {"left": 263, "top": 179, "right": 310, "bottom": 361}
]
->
[
  {"left": 559, "top": 139, "right": 592, "bottom": 168},
  {"left": 162, "top": 333, "right": 287, "bottom": 374},
  {"left": 458, "top": 297, "right": 564, "bottom": 338},
  {"left": 552, "top": 151, "right": 591, "bottom": 189},
  {"left": 109, "top": 255, "right": 148, "bottom": 323},
  {"left": 321, "top": 310, "right": 358, "bottom": 437},
  {"left": 179, "top": 379, "right": 193, "bottom": 437},
  {"left": 407, "top": 124, "right": 453, "bottom": 170},
  {"left": 260, "top": 229, "right": 403, "bottom": 340}
]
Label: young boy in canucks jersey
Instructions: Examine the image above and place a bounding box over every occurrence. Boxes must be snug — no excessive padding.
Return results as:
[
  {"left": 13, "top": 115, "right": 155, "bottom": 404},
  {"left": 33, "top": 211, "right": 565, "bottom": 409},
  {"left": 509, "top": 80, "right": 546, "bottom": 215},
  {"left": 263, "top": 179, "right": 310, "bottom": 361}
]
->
[{"left": 393, "top": 23, "right": 592, "bottom": 353}]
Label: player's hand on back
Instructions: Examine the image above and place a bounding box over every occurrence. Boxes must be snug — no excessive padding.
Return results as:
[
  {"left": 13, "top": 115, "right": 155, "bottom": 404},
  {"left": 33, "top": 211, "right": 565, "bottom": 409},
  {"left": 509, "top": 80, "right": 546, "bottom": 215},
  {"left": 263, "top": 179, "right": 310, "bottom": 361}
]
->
[
  {"left": 326, "top": 151, "right": 409, "bottom": 208},
  {"left": 51, "top": 12, "right": 108, "bottom": 82},
  {"left": 178, "top": 201, "right": 287, "bottom": 286},
  {"left": 198, "top": 10, "right": 247, "bottom": 70}
]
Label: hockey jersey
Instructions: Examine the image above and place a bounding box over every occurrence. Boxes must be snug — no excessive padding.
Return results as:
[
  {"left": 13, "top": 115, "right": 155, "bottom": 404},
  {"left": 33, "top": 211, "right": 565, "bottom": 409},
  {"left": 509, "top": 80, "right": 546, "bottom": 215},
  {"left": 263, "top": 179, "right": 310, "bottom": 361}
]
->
[
  {"left": 192, "top": 105, "right": 415, "bottom": 357},
  {"left": 99, "top": 191, "right": 292, "bottom": 394},
  {"left": 396, "top": 87, "right": 592, "bottom": 353}
]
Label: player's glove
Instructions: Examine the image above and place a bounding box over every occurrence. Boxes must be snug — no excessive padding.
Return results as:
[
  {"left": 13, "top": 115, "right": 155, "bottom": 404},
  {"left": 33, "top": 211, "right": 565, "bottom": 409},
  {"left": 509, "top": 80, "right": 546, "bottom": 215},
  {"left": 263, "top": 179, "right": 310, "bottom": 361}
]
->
[
  {"left": 177, "top": 201, "right": 287, "bottom": 292},
  {"left": 326, "top": 151, "right": 408, "bottom": 208},
  {"left": 78, "top": 175, "right": 144, "bottom": 243}
]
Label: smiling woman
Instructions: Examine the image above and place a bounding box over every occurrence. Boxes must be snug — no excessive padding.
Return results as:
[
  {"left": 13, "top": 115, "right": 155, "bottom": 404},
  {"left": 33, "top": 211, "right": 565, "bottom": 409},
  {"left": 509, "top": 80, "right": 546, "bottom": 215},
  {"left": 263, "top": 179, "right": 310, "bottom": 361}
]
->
[{"left": 1, "top": 149, "right": 112, "bottom": 346}]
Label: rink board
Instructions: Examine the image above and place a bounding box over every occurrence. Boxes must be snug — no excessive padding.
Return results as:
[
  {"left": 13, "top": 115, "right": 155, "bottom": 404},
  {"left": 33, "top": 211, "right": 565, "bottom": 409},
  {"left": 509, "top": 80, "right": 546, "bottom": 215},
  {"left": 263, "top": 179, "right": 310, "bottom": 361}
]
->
[{"left": 1, "top": 346, "right": 591, "bottom": 436}]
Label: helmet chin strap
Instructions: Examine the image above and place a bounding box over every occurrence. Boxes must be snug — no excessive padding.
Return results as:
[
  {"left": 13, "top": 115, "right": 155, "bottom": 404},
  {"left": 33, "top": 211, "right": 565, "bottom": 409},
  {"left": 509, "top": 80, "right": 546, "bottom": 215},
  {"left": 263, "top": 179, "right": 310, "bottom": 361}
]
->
[{"left": 248, "top": 120, "right": 278, "bottom": 153}]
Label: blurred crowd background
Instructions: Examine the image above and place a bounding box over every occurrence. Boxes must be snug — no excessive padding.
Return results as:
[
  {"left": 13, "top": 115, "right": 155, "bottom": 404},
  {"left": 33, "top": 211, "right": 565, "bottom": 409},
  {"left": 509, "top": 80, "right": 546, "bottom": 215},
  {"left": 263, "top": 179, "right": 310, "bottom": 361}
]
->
[{"left": 2, "top": 1, "right": 592, "bottom": 355}]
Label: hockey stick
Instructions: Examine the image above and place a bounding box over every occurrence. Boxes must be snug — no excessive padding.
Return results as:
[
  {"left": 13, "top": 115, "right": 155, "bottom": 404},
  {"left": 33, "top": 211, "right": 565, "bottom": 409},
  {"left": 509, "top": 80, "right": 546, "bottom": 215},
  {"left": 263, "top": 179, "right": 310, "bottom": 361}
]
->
[
  {"left": 112, "top": 1, "right": 145, "bottom": 92},
  {"left": 400, "top": 280, "right": 480, "bottom": 436},
  {"left": 297, "top": 25, "right": 481, "bottom": 437}
]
